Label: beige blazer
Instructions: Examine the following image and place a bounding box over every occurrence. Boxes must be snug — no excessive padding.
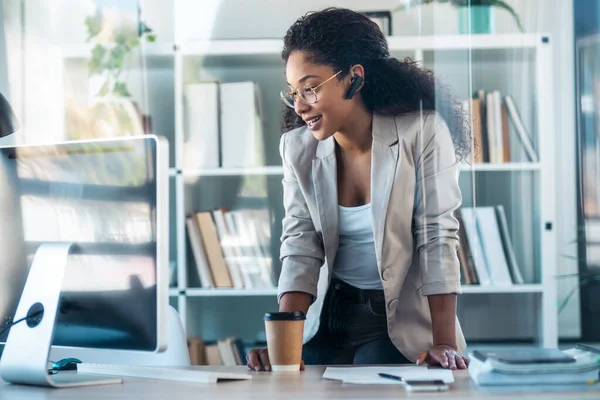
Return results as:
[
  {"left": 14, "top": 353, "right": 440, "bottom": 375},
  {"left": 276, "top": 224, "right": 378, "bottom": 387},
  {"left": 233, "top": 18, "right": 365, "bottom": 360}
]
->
[{"left": 277, "top": 111, "right": 466, "bottom": 362}]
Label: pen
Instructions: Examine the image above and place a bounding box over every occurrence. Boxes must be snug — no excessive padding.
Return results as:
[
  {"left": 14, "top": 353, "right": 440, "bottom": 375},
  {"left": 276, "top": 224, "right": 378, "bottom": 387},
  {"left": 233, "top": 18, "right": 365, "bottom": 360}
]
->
[{"left": 378, "top": 373, "right": 404, "bottom": 382}]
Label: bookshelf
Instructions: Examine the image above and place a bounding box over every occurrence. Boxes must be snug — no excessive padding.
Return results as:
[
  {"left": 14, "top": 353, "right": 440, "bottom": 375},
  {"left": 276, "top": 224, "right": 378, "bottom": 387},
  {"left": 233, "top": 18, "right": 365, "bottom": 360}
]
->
[
  {"left": 60, "top": 33, "right": 557, "bottom": 348},
  {"left": 172, "top": 33, "right": 556, "bottom": 347}
]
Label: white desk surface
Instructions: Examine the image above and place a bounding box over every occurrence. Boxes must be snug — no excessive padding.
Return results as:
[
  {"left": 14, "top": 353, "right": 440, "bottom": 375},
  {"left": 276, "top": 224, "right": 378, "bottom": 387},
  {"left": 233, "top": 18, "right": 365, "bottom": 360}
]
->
[{"left": 0, "top": 366, "right": 598, "bottom": 399}]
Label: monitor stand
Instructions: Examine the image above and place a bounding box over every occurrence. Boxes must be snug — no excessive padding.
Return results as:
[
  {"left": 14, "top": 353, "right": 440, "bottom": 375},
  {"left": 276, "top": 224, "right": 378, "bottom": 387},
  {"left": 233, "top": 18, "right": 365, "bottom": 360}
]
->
[{"left": 0, "top": 243, "right": 122, "bottom": 388}]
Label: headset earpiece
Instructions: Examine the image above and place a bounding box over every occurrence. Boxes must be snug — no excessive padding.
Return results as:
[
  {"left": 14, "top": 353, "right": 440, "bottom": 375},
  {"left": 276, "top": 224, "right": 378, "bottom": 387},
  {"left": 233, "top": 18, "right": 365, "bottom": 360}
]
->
[{"left": 346, "top": 76, "right": 363, "bottom": 99}]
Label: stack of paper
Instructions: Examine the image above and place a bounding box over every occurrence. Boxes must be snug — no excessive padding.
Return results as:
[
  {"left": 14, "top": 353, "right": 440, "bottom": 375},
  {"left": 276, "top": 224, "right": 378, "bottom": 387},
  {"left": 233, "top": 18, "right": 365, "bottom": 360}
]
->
[
  {"left": 468, "top": 347, "right": 600, "bottom": 386},
  {"left": 481, "top": 348, "right": 600, "bottom": 374},
  {"left": 322, "top": 366, "right": 454, "bottom": 385}
]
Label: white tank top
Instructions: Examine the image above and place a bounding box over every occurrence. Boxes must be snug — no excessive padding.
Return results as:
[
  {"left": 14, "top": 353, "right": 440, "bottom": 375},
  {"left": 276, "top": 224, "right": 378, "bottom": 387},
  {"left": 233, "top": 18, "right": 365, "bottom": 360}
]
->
[{"left": 331, "top": 203, "right": 383, "bottom": 290}]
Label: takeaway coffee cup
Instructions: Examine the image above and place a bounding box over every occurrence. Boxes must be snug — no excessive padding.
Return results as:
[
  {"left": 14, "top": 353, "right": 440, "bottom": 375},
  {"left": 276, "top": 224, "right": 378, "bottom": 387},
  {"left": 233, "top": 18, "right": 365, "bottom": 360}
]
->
[{"left": 264, "top": 311, "right": 305, "bottom": 372}]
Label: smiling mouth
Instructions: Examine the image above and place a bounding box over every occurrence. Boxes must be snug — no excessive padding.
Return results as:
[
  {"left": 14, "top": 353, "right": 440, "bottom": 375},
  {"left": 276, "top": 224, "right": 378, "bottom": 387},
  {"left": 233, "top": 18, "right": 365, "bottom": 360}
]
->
[{"left": 305, "top": 115, "right": 322, "bottom": 127}]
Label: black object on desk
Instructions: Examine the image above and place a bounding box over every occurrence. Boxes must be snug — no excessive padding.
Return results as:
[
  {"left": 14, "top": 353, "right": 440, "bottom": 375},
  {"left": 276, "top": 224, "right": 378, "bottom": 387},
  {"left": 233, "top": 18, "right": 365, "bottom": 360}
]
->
[{"left": 378, "top": 373, "right": 404, "bottom": 382}]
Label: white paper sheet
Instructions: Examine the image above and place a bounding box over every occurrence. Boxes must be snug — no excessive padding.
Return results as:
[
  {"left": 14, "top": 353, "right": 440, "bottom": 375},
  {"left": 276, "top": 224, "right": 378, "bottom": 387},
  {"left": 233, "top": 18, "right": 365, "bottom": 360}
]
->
[{"left": 322, "top": 366, "right": 454, "bottom": 384}]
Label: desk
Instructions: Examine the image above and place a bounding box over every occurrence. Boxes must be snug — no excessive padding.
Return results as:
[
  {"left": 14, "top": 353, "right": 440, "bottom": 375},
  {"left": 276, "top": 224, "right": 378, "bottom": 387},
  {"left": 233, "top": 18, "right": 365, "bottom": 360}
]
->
[{"left": 0, "top": 366, "right": 598, "bottom": 399}]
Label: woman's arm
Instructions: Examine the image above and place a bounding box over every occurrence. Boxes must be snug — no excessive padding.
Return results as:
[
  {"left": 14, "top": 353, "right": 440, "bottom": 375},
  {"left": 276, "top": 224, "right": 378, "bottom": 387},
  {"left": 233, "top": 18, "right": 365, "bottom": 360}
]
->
[
  {"left": 420, "top": 293, "right": 469, "bottom": 369},
  {"left": 277, "top": 132, "right": 325, "bottom": 303},
  {"left": 247, "top": 134, "right": 322, "bottom": 372},
  {"left": 412, "top": 112, "right": 468, "bottom": 369},
  {"left": 428, "top": 293, "right": 457, "bottom": 349},
  {"left": 279, "top": 291, "right": 312, "bottom": 315},
  {"left": 412, "top": 112, "right": 462, "bottom": 298}
]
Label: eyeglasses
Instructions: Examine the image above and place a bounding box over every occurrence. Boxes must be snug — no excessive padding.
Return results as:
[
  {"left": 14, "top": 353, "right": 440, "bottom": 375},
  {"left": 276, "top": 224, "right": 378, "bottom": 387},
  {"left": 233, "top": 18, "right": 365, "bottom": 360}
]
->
[{"left": 280, "top": 70, "right": 343, "bottom": 108}]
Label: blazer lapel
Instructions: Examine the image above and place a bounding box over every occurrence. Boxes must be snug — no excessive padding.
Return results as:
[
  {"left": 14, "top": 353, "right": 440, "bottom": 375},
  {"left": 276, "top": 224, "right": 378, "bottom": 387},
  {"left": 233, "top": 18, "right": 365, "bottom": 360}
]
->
[
  {"left": 312, "top": 136, "right": 339, "bottom": 266},
  {"left": 371, "top": 114, "right": 400, "bottom": 269}
]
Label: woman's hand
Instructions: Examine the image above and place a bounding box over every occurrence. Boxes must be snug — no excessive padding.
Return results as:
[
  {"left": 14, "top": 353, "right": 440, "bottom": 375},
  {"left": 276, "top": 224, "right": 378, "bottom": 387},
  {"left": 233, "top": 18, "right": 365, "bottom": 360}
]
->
[
  {"left": 416, "top": 345, "right": 469, "bottom": 370},
  {"left": 246, "top": 347, "right": 305, "bottom": 372}
]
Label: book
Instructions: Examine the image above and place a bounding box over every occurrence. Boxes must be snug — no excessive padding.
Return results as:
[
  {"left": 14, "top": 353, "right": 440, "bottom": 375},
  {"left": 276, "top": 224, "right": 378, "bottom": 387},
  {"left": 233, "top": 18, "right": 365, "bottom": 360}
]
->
[
  {"left": 187, "top": 337, "right": 207, "bottom": 365},
  {"left": 468, "top": 353, "right": 599, "bottom": 386},
  {"left": 471, "top": 98, "right": 485, "bottom": 164},
  {"left": 195, "top": 212, "right": 233, "bottom": 288},
  {"left": 492, "top": 91, "right": 504, "bottom": 163},
  {"left": 186, "top": 217, "right": 215, "bottom": 288},
  {"left": 224, "top": 210, "right": 255, "bottom": 289},
  {"left": 183, "top": 82, "right": 220, "bottom": 169},
  {"left": 504, "top": 95, "right": 538, "bottom": 162},
  {"left": 501, "top": 102, "right": 511, "bottom": 162},
  {"left": 468, "top": 346, "right": 600, "bottom": 384},
  {"left": 205, "top": 344, "right": 223, "bottom": 365},
  {"left": 474, "top": 207, "right": 513, "bottom": 286},
  {"left": 476, "top": 89, "right": 490, "bottom": 163},
  {"left": 220, "top": 82, "right": 265, "bottom": 168},
  {"left": 463, "top": 98, "right": 484, "bottom": 164},
  {"left": 456, "top": 209, "right": 475, "bottom": 284},
  {"left": 212, "top": 208, "right": 244, "bottom": 289},
  {"left": 485, "top": 92, "right": 497, "bottom": 163},
  {"left": 217, "top": 337, "right": 238, "bottom": 366},
  {"left": 230, "top": 210, "right": 273, "bottom": 289},
  {"left": 472, "top": 348, "right": 575, "bottom": 365},
  {"left": 232, "top": 338, "right": 247, "bottom": 365},
  {"left": 495, "top": 205, "right": 524, "bottom": 284},
  {"left": 459, "top": 208, "right": 492, "bottom": 286},
  {"left": 246, "top": 209, "right": 275, "bottom": 288}
]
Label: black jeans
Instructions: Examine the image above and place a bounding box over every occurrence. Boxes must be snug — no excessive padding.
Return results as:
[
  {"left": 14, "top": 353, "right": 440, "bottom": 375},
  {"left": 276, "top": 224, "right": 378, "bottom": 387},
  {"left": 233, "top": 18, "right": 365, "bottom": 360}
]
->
[{"left": 302, "top": 278, "right": 411, "bottom": 365}]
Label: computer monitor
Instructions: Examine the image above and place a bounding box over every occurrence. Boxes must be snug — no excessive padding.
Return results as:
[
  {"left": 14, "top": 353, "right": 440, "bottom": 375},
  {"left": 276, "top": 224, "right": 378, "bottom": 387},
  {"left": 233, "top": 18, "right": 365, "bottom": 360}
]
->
[{"left": 0, "top": 135, "right": 169, "bottom": 385}]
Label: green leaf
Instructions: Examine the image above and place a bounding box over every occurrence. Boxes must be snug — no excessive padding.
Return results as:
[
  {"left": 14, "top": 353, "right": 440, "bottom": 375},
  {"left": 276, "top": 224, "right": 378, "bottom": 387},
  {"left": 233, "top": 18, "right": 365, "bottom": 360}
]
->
[
  {"left": 558, "top": 283, "right": 584, "bottom": 314},
  {"left": 113, "top": 82, "right": 132, "bottom": 97},
  {"left": 127, "top": 37, "right": 140, "bottom": 49},
  {"left": 555, "top": 270, "right": 600, "bottom": 282},
  {"left": 114, "top": 31, "right": 129, "bottom": 46},
  {"left": 84, "top": 11, "right": 103, "bottom": 41},
  {"left": 96, "top": 81, "right": 110, "bottom": 97},
  {"left": 88, "top": 44, "right": 107, "bottom": 75},
  {"left": 90, "top": 43, "right": 107, "bottom": 59},
  {"left": 108, "top": 45, "right": 127, "bottom": 70},
  {"left": 146, "top": 34, "right": 156, "bottom": 43}
]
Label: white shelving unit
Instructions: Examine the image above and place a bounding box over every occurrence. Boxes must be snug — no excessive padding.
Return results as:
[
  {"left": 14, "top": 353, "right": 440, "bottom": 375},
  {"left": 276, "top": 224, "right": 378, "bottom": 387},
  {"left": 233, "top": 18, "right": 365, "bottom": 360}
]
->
[
  {"left": 61, "top": 33, "right": 557, "bottom": 346},
  {"left": 168, "top": 33, "right": 557, "bottom": 347}
]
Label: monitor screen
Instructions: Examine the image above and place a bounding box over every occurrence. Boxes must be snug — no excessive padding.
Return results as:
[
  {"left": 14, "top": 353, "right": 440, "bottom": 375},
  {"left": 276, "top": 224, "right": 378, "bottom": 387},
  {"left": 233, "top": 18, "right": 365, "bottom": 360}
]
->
[{"left": 0, "top": 135, "right": 168, "bottom": 352}]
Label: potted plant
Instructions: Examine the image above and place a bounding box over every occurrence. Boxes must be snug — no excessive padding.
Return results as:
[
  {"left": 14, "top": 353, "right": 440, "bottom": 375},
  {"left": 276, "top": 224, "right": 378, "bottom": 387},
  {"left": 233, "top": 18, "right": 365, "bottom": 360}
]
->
[
  {"left": 395, "top": 0, "right": 524, "bottom": 34},
  {"left": 558, "top": 224, "right": 600, "bottom": 316},
  {"left": 67, "top": 9, "right": 156, "bottom": 139}
]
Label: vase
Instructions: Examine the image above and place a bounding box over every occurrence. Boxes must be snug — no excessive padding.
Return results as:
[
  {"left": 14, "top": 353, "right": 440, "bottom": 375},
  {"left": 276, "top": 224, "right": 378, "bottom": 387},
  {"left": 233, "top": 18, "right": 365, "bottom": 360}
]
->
[{"left": 458, "top": 6, "right": 495, "bottom": 35}]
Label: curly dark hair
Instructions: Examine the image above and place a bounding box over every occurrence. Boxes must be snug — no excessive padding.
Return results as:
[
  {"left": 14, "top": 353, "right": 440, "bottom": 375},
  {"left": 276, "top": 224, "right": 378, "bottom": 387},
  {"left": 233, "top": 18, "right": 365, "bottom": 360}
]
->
[{"left": 281, "top": 7, "right": 472, "bottom": 161}]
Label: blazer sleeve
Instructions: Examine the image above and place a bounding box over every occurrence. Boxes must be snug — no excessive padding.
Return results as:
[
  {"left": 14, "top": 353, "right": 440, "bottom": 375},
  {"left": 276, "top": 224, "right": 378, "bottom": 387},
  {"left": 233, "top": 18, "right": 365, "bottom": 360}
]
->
[
  {"left": 277, "top": 133, "right": 325, "bottom": 303},
  {"left": 412, "top": 112, "right": 462, "bottom": 296}
]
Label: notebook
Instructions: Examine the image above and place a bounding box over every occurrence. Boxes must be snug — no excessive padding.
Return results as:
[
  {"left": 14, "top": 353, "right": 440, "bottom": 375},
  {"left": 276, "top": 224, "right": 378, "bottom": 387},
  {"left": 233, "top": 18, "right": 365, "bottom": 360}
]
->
[{"left": 472, "top": 349, "right": 576, "bottom": 364}]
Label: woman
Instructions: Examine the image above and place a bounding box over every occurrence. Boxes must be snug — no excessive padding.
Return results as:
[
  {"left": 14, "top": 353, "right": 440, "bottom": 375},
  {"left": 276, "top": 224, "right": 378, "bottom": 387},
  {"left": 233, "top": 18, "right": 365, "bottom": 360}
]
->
[{"left": 247, "top": 7, "right": 471, "bottom": 370}]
